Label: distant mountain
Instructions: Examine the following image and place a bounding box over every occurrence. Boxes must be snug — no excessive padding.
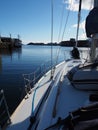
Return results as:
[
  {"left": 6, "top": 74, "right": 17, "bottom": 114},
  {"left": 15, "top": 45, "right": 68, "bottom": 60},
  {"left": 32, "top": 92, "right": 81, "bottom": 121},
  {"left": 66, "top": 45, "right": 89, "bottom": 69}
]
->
[
  {"left": 60, "top": 39, "right": 89, "bottom": 47},
  {"left": 27, "top": 42, "right": 59, "bottom": 46},
  {"left": 27, "top": 42, "right": 44, "bottom": 45},
  {"left": 27, "top": 39, "right": 90, "bottom": 47}
]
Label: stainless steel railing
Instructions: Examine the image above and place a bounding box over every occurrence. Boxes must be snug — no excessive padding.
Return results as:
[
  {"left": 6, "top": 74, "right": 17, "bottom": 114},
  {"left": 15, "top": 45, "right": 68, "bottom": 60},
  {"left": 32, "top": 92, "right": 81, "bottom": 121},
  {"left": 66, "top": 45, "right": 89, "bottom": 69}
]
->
[
  {"left": 23, "top": 59, "right": 58, "bottom": 96},
  {"left": 0, "top": 90, "right": 11, "bottom": 128}
]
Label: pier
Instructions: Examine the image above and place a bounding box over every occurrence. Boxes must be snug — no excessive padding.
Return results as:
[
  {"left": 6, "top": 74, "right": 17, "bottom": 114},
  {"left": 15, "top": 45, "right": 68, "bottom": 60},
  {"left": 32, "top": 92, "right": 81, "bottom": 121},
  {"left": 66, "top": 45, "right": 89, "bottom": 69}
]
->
[{"left": 0, "top": 37, "right": 22, "bottom": 49}]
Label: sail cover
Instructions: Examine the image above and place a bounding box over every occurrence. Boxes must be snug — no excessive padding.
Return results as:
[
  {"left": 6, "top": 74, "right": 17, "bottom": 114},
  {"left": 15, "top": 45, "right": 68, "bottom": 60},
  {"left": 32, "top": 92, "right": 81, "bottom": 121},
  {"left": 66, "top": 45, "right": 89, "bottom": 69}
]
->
[{"left": 86, "top": 7, "right": 98, "bottom": 37}]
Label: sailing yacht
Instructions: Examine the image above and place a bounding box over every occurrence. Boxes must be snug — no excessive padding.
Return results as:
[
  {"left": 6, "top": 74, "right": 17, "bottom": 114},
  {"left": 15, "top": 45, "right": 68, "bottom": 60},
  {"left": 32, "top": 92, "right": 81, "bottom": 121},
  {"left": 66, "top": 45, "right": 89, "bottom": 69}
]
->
[{"left": 1, "top": 0, "right": 98, "bottom": 130}]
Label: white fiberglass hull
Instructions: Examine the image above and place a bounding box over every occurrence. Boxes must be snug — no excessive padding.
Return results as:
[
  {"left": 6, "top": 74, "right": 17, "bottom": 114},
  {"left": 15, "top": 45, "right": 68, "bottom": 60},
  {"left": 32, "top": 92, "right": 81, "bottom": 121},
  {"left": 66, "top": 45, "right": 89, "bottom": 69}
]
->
[{"left": 6, "top": 59, "right": 98, "bottom": 130}]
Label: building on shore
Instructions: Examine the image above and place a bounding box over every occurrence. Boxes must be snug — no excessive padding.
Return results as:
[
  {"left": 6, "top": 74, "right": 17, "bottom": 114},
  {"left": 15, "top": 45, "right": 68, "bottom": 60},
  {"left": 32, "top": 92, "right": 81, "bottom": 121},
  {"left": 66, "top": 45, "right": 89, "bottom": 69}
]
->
[{"left": 0, "top": 36, "right": 22, "bottom": 49}]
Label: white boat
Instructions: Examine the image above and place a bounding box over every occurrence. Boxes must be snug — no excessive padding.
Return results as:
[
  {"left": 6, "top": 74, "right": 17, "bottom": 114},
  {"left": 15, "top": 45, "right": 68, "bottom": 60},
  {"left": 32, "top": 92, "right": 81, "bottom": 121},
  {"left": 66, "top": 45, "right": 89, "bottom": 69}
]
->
[{"left": 1, "top": 0, "right": 98, "bottom": 130}]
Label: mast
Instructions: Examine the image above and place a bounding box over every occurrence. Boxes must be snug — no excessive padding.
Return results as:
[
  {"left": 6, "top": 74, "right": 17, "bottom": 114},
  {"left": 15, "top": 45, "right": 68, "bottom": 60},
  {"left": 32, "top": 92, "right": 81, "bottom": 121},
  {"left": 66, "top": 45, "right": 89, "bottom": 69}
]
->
[
  {"left": 71, "top": 0, "right": 82, "bottom": 59},
  {"left": 75, "top": 0, "right": 82, "bottom": 47}
]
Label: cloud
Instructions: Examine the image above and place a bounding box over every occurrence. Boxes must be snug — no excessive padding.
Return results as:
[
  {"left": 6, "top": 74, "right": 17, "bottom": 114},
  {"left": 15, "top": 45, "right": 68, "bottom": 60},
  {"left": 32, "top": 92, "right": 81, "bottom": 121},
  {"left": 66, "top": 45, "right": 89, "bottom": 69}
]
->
[
  {"left": 72, "top": 20, "right": 87, "bottom": 39},
  {"left": 65, "top": 0, "right": 94, "bottom": 11},
  {"left": 73, "top": 20, "right": 85, "bottom": 30},
  {"left": 79, "top": 33, "right": 86, "bottom": 40}
]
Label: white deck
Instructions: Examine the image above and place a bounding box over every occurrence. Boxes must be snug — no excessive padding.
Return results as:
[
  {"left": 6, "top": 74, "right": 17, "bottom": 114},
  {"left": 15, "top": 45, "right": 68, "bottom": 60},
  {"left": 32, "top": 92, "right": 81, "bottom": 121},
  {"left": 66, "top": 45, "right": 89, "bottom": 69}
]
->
[
  {"left": 6, "top": 61, "right": 66, "bottom": 130},
  {"left": 6, "top": 59, "right": 94, "bottom": 130}
]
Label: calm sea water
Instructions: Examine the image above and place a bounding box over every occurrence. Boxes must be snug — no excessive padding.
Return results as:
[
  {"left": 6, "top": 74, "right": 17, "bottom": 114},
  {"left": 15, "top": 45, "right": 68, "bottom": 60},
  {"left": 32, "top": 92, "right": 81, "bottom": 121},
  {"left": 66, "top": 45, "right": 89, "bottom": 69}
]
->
[{"left": 0, "top": 45, "right": 72, "bottom": 114}]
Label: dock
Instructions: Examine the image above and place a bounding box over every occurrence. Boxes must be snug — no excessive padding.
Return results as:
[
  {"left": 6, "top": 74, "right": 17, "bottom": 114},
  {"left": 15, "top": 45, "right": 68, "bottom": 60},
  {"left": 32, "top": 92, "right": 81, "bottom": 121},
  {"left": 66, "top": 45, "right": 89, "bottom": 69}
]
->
[{"left": 0, "top": 37, "right": 22, "bottom": 49}]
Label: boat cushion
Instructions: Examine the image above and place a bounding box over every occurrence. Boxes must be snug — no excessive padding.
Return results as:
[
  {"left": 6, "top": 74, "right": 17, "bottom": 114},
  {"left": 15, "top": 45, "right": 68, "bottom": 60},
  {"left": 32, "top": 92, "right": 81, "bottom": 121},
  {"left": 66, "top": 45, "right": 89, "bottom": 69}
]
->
[{"left": 73, "top": 69, "right": 98, "bottom": 81}]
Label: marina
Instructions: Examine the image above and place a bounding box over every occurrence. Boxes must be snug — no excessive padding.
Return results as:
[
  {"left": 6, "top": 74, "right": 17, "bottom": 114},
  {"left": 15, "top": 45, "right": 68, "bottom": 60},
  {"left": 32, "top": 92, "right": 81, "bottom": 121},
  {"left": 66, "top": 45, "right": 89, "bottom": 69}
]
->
[
  {"left": 0, "top": 36, "right": 22, "bottom": 49},
  {"left": 1, "top": 0, "right": 98, "bottom": 130},
  {"left": 0, "top": 45, "right": 71, "bottom": 114},
  {"left": 0, "top": 45, "right": 89, "bottom": 129}
]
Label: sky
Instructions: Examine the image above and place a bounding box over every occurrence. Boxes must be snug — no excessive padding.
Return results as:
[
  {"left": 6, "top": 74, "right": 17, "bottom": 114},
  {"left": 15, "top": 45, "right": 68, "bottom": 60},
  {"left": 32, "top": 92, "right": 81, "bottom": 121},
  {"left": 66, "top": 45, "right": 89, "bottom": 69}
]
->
[{"left": 0, "top": 0, "right": 94, "bottom": 44}]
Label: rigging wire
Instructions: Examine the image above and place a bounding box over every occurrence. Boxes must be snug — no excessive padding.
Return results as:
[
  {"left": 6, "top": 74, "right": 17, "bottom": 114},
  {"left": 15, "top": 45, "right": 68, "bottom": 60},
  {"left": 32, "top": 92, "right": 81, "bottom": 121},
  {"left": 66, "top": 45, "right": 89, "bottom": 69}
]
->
[
  {"left": 50, "top": 0, "right": 72, "bottom": 78},
  {"left": 55, "top": 0, "right": 72, "bottom": 66},
  {"left": 58, "top": 3, "right": 65, "bottom": 42},
  {"left": 55, "top": 2, "right": 66, "bottom": 66},
  {"left": 61, "top": 7, "right": 70, "bottom": 41},
  {"left": 50, "top": 0, "right": 54, "bottom": 79},
  {"left": 61, "top": 0, "right": 72, "bottom": 41}
]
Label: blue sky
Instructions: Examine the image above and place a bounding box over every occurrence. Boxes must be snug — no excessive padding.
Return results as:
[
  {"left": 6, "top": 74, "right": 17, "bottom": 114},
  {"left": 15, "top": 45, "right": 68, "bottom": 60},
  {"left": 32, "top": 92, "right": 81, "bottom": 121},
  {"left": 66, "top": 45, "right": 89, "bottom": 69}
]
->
[{"left": 0, "top": 0, "right": 93, "bottom": 44}]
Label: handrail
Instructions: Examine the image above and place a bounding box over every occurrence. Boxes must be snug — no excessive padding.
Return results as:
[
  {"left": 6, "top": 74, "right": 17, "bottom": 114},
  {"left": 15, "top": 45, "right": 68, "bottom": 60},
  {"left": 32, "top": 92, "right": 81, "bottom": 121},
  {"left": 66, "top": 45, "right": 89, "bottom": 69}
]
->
[
  {"left": 0, "top": 90, "right": 11, "bottom": 128},
  {"left": 23, "top": 59, "right": 60, "bottom": 96}
]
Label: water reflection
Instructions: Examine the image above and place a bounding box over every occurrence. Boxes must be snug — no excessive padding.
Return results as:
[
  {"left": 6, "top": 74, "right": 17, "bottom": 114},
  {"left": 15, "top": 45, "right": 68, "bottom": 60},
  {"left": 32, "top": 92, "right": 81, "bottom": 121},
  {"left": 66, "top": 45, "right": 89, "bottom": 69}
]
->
[
  {"left": 0, "top": 55, "right": 2, "bottom": 72},
  {"left": 0, "top": 48, "right": 22, "bottom": 72},
  {"left": 0, "top": 45, "right": 81, "bottom": 115},
  {"left": 0, "top": 48, "right": 22, "bottom": 57},
  {"left": 0, "top": 48, "right": 22, "bottom": 114}
]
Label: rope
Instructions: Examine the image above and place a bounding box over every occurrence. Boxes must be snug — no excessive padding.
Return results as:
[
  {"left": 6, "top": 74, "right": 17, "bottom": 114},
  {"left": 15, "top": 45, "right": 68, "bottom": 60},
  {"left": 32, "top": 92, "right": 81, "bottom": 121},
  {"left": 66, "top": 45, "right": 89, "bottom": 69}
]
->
[
  {"left": 61, "top": 9, "right": 70, "bottom": 41},
  {"left": 50, "top": 0, "right": 72, "bottom": 78},
  {"left": 31, "top": 84, "right": 40, "bottom": 117},
  {"left": 55, "top": 0, "right": 71, "bottom": 65},
  {"left": 28, "top": 80, "right": 53, "bottom": 130},
  {"left": 53, "top": 0, "right": 72, "bottom": 74},
  {"left": 58, "top": 2, "right": 65, "bottom": 42},
  {"left": 54, "top": 3, "right": 65, "bottom": 69}
]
